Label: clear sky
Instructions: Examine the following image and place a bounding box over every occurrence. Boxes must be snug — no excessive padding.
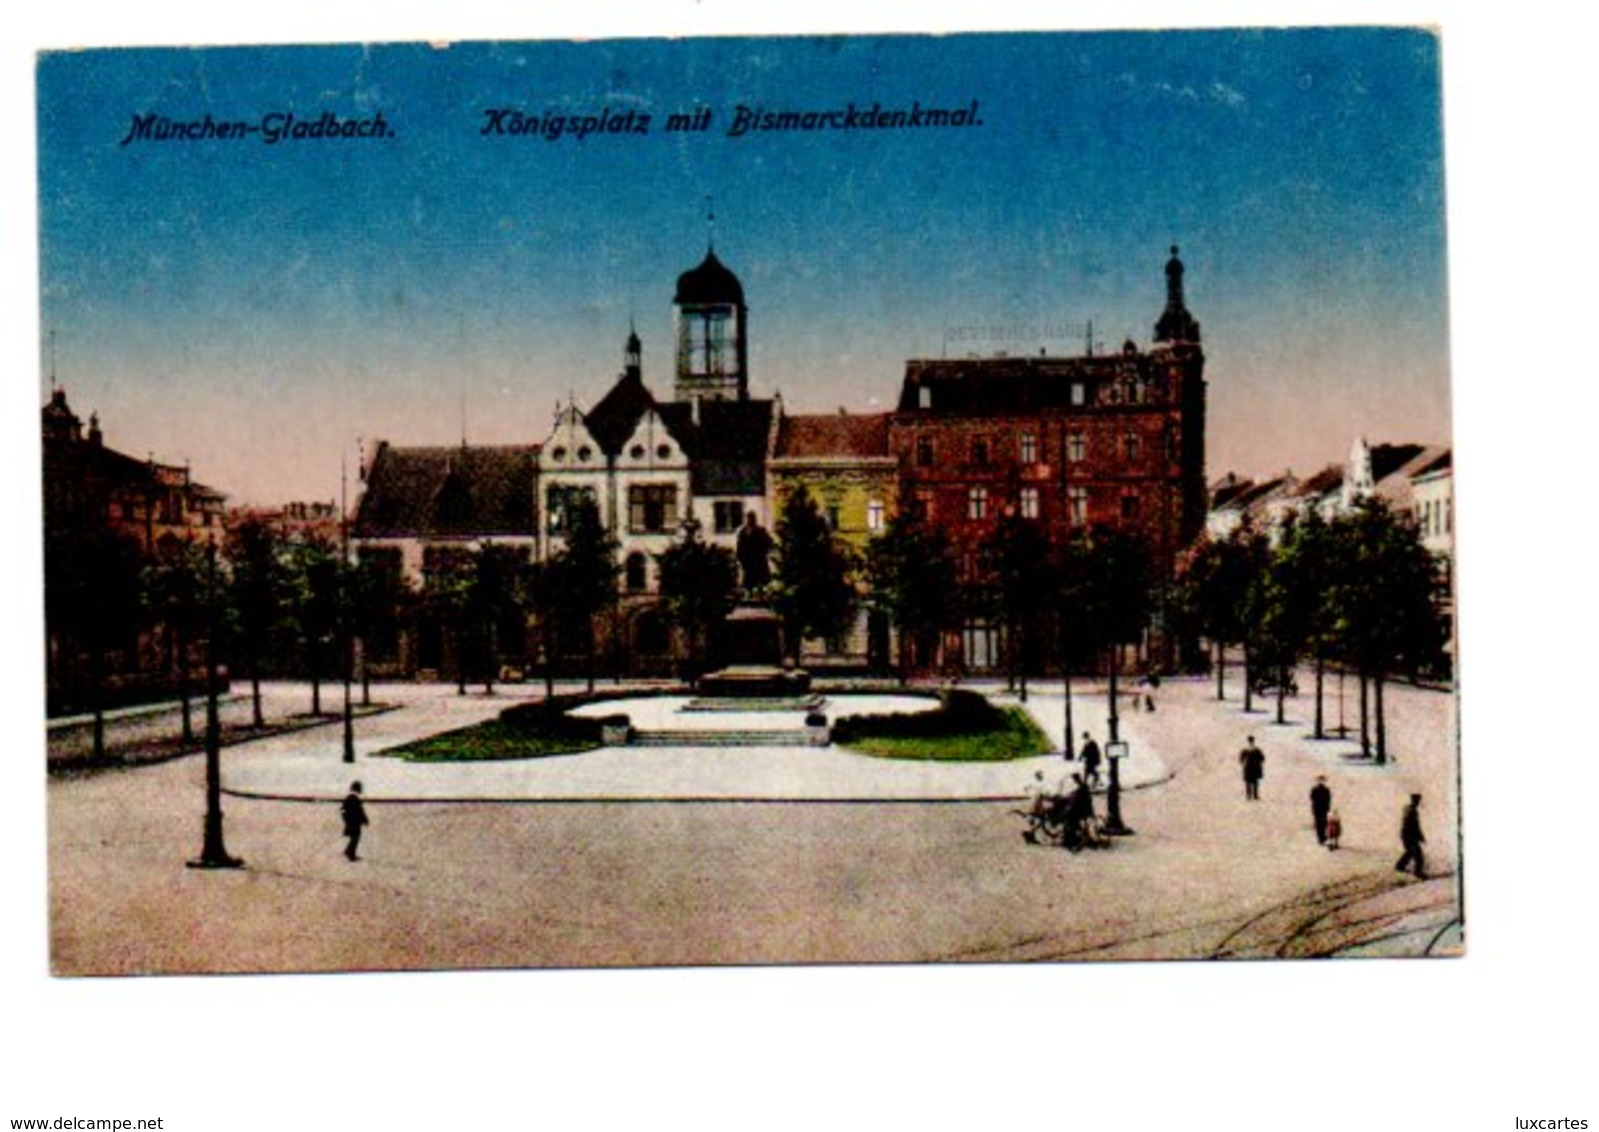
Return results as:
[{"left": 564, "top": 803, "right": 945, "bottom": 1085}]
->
[{"left": 37, "top": 28, "right": 1449, "bottom": 505}]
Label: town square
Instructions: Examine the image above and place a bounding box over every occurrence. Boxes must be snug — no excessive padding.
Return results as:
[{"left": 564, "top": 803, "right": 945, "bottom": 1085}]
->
[{"left": 23, "top": 13, "right": 1587, "bottom": 1132}]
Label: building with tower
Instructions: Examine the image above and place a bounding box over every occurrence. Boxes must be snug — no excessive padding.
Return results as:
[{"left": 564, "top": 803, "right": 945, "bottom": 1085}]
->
[
  {"left": 888, "top": 246, "right": 1207, "bottom": 670},
  {"left": 352, "top": 242, "right": 1210, "bottom": 680}
]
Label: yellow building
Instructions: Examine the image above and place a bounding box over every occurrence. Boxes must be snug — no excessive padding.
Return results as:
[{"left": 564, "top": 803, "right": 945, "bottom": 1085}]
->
[{"left": 768, "top": 408, "right": 897, "bottom": 670}]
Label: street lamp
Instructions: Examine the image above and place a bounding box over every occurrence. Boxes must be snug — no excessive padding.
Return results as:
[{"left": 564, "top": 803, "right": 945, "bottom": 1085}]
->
[
  {"left": 188, "top": 536, "right": 243, "bottom": 870},
  {"left": 341, "top": 455, "right": 355, "bottom": 763},
  {"left": 1103, "top": 739, "right": 1133, "bottom": 836}
]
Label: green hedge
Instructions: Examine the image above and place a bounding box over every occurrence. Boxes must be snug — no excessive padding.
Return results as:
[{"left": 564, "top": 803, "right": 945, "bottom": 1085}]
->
[{"left": 829, "top": 689, "right": 998, "bottom": 743}]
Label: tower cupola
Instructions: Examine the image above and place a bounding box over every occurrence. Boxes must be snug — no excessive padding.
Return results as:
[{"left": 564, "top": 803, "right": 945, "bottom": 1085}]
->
[{"left": 673, "top": 248, "right": 748, "bottom": 401}]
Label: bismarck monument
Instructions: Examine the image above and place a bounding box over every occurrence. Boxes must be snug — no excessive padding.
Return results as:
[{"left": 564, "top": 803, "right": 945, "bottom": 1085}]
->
[{"left": 695, "top": 513, "right": 814, "bottom": 704}]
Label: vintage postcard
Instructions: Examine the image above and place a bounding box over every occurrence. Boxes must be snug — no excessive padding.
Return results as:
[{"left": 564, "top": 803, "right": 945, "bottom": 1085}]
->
[{"left": 38, "top": 28, "right": 1458, "bottom": 976}]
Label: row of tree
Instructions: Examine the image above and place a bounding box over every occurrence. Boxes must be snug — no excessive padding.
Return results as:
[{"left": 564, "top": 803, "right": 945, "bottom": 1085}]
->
[
  {"left": 48, "top": 486, "right": 1448, "bottom": 767},
  {"left": 1178, "top": 499, "right": 1451, "bottom": 762}
]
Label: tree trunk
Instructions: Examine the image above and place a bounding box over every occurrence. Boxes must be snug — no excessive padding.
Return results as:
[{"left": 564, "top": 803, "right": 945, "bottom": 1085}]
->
[
  {"left": 1242, "top": 644, "right": 1254, "bottom": 713},
  {"left": 1313, "top": 653, "right": 1325, "bottom": 739},
  {"left": 90, "top": 641, "right": 106, "bottom": 764},
  {"left": 1275, "top": 663, "right": 1286, "bottom": 724},
  {"left": 1374, "top": 672, "right": 1387, "bottom": 764},
  {"left": 542, "top": 618, "right": 555, "bottom": 697},
  {"left": 1359, "top": 670, "right": 1371, "bottom": 757},
  {"left": 251, "top": 663, "right": 264, "bottom": 728},
  {"left": 1215, "top": 640, "right": 1225, "bottom": 701},
  {"left": 176, "top": 624, "right": 195, "bottom": 745}
]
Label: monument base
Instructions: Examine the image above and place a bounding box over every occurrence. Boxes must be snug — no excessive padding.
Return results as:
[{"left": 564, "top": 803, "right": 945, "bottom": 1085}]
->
[{"left": 688, "top": 665, "right": 816, "bottom": 710}]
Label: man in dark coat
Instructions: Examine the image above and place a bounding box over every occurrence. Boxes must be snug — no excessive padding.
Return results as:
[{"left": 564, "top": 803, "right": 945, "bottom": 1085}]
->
[
  {"left": 341, "top": 781, "right": 370, "bottom": 862},
  {"left": 1064, "top": 772, "right": 1095, "bottom": 848},
  {"left": 1395, "top": 794, "right": 1426, "bottom": 878},
  {"left": 1079, "top": 732, "right": 1103, "bottom": 788},
  {"left": 1310, "top": 776, "right": 1333, "bottom": 843},
  {"left": 1239, "top": 736, "right": 1265, "bottom": 800}
]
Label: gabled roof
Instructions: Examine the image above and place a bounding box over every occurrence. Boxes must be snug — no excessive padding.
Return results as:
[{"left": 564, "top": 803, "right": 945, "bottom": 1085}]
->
[
  {"left": 354, "top": 443, "right": 539, "bottom": 539},
  {"left": 1370, "top": 443, "right": 1428, "bottom": 485},
  {"left": 772, "top": 412, "right": 892, "bottom": 461}
]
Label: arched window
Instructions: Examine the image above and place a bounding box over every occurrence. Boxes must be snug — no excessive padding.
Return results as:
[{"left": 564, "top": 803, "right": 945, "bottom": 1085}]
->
[{"left": 625, "top": 552, "right": 648, "bottom": 593}]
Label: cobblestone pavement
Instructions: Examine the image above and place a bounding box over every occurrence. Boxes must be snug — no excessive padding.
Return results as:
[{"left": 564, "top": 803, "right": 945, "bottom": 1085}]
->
[{"left": 45, "top": 673, "right": 1460, "bottom": 974}]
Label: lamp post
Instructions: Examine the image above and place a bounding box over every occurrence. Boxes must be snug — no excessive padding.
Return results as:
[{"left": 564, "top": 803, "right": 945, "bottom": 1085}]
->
[
  {"left": 1101, "top": 642, "right": 1133, "bottom": 836},
  {"left": 1103, "top": 740, "right": 1132, "bottom": 835},
  {"left": 341, "top": 454, "right": 356, "bottom": 763},
  {"left": 188, "top": 536, "right": 243, "bottom": 870}
]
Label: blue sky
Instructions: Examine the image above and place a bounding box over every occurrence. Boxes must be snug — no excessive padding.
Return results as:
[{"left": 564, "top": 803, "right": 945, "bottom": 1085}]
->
[{"left": 37, "top": 28, "right": 1449, "bottom": 503}]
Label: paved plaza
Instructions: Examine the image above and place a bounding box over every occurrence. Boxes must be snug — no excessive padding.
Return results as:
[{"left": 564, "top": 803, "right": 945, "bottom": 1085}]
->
[{"left": 45, "top": 674, "right": 1461, "bottom": 974}]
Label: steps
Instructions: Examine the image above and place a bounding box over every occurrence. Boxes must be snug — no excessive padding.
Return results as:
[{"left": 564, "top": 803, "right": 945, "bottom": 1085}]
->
[{"left": 628, "top": 729, "right": 816, "bottom": 748}]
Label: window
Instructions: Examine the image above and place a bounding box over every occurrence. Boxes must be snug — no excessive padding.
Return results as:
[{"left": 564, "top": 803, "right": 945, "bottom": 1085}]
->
[
  {"left": 1067, "top": 432, "right": 1086, "bottom": 463},
  {"left": 918, "top": 385, "right": 933, "bottom": 410},
  {"left": 625, "top": 552, "right": 648, "bottom": 593},
  {"left": 1019, "top": 487, "right": 1040, "bottom": 519},
  {"left": 826, "top": 503, "right": 842, "bottom": 531},
  {"left": 1070, "top": 382, "right": 1086, "bottom": 406},
  {"left": 1166, "top": 428, "right": 1180, "bottom": 464},
  {"left": 967, "top": 486, "right": 989, "bottom": 521},
  {"left": 685, "top": 310, "right": 734, "bottom": 375},
  {"left": 630, "top": 444, "right": 646, "bottom": 459},
  {"left": 1121, "top": 493, "right": 1140, "bottom": 521},
  {"left": 916, "top": 437, "right": 934, "bottom": 467},
  {"left": 713, "top": 501, "right": 744, "bottom": 534},
  {"left": 866, "top": 499, "right": 885, "bottom": 533},
  {"left": 971, "top": 438, "right": 989, "bottom": 466},
  {"left": 1068, "top": 486, "right": 1088, "bottom": 525},
  {"left": 1019, "top": 433, "right": 1038, "bottom": 465},
  {"left": 546, "top": 485, "right": 596, "bottom": 533},
  {"left": 1124, "top": 432, "right": 1141, "bottom": 463},
  {"left": 628, "top": 485, "right": 679, "bottom": 534}
]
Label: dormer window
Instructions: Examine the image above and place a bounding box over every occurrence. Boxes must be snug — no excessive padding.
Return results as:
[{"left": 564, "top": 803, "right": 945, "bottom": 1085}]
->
[
  {"left": 551, "top": 446, "right": 567, "bottom": 463},
  {"left": 577, "top": 446, "right": 593, "bottom": 462},
  {"left": 630, "top": 444, "right": 646, "bottom": 459},
  {"left": 657, "top": 444, "right": 672, "bottom": 460}
]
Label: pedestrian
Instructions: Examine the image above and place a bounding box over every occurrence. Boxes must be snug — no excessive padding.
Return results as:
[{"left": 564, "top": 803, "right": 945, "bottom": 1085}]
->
[
  {"left": 1064, "top": 772, "right": 1096, "bottom": 849},
  {"left": 1239, "top": 736, "right": 1265, "bottom": 800},
  {"left": 1310, "top": 776, "right": 1333, "bottom": 843},
  {"left": 1325, "top": 810, "right": 1342, "bottom": 851},
  {"left": 341, "top": 781, "right": 369, "bottom": 862},
  {"left": 1080, "top": 732, "right": 1103, "bottom": 788},
  {"left": 1395, "top": 793, "right": 1426, "bottom": 878}
]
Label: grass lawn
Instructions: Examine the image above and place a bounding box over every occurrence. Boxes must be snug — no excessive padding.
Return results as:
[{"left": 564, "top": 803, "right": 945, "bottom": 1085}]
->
[
  {"left": 841, "top": 706, "right": 1050, "bottom": 762},
  {"left": 381, "top": 719, "right": 600, "bottom": 763}
]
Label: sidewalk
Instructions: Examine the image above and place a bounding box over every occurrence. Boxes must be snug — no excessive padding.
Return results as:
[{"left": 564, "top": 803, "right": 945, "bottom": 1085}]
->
[{"left": 220, "top": 681, "right": 1172, "bottom": 803}]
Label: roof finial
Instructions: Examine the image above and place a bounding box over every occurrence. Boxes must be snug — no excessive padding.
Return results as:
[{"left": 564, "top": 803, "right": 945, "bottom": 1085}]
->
[{"left": 705, "top": 194, "right": 716, "bottom": 252}]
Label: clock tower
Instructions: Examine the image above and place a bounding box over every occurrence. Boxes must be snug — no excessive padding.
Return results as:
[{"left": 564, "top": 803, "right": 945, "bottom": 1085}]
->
[{"left": 673, "top": 248, "right": 749, "bottom": 402}]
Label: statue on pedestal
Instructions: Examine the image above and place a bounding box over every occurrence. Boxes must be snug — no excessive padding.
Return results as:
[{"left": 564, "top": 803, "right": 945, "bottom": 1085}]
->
[{"left": 735, "top": 512, "right": 773, "bottom": 594}]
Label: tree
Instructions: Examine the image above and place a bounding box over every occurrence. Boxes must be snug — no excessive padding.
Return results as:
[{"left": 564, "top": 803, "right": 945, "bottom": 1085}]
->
[
  {"left": 655, "top": 521, "right": 738, "bottom": 683},
  {"left": 1270, "top": 509, "right": 1342, "bottom": 736},
  {"left": 1176, "top": 523, "right": 1268, "bottom": 704},
  {"left": 772, "top": 488, "right": 857, "bottom": 666},
  {"left": 349, "top": 554, "right": 413, "bottom": 706},
  {"left": 224, "top": 517, "right": 293, "bottom": 727},
  {"left": 468, "top": 543, "right": 532, "bottom": 695},
  {"left": 864, "top": 507, "right": 958, "bottom": 684},
  {"left": 45, "top": 525, "right": 147, "bottom": 759},
  {"left": 554, "top": 499, "right": 619, "bottom": 693},
  {"left": 1326, "top": 498, "right": 1449, "bottom": 762},
  {"left": 288, "top": 533, "right": 342, "bottom": 715},
  {"left": 141, "top": 540, "right": 208, "bottom": 744},
  {"left": 979, "top": 511, "right": 1053, "bottom": 701},
  {"left": 1072, "top": 524, "right": 1154, "bottom": 740},
  {"left": 420, "top": 545, "right": 476, "bottom": 695}
]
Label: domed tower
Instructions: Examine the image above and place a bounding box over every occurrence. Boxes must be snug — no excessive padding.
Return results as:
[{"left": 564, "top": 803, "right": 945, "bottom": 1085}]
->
[
  {"left": 1154, "top": 245, "right": 1202, "bottom": 345},
  {"left": 673, "top": 248, "right": 748, "bottom": 402}
]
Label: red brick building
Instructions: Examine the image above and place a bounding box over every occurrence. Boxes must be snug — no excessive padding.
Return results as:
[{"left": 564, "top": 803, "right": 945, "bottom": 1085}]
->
[{"left": 889, "top": 247, "right": 1206, "bottom": 668}]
